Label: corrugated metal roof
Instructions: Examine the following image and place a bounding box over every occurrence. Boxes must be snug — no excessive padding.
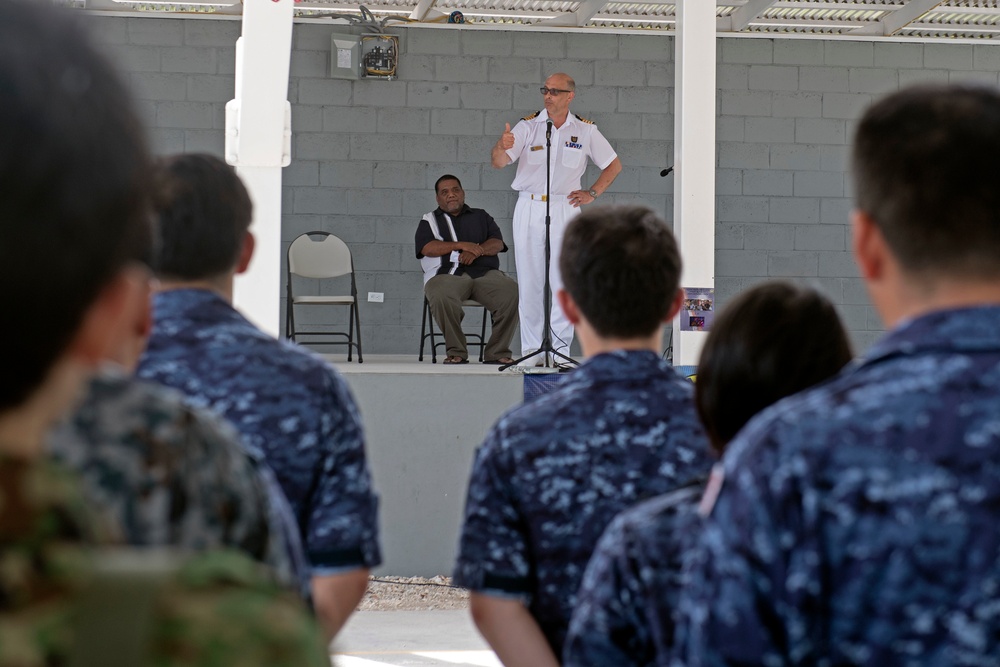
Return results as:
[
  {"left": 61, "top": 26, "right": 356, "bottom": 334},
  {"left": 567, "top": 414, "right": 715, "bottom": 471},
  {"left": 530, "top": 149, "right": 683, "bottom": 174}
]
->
[{"left": 75, "top": 0, "right": 1000, "bottom": 40}]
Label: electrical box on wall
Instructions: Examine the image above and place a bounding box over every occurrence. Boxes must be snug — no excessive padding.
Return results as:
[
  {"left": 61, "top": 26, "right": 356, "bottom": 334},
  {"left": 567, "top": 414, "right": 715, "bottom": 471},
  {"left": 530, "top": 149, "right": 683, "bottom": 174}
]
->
[
  {"left": 360, "top": 34, "right": 399, "bottom": 80},
  {"left": 330, "top": 32, "right": 399, "bottom": 80},
  {"left": 330, "top": 33, "right": 360, "bottom": 80}
]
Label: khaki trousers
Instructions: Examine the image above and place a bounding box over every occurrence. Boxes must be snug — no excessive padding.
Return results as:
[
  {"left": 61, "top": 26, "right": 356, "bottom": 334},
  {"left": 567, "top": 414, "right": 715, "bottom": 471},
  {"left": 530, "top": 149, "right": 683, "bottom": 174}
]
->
[{"left": 424, "top": 270, "right": 519, "bottom": 361}]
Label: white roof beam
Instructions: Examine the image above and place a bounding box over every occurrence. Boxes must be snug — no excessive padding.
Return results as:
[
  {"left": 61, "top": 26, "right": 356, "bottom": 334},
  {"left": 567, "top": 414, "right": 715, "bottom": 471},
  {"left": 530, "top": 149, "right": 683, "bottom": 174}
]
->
[
  {"left": 852, "top": 0, "right": 945, "bottom": 35},
  {"left": 409, "top": 0, "right": 440, "bottom": 21},
  {"left": 921, "top": 5, "right": 1000, "bottom": 16},
  {"left": 84, "top": 0, "right": 241, "bottom": 14},
  {"left": 573, "top": 0, "right": 612, "bottom": 24},
  {"left": 749, "top": 17, "right": 867, "bottom": 29},
  {"left": 718, "top": 0, "right": 777, "bottom": 31},
  {"left": 773, "top": 0, "right": 904, "bottom": 8},
  {"left": 84, "top": 0, "right": 121, "bottom": 10},
  {"left": 539, "top": 0, "right": 611, "bottom": 26}
]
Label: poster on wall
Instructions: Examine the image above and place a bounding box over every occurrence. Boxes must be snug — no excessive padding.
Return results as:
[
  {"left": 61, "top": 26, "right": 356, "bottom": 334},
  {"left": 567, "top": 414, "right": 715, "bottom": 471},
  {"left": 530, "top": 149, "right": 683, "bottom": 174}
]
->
[{"left": 680, "top": 287, "right": 714, "bottom": 332}]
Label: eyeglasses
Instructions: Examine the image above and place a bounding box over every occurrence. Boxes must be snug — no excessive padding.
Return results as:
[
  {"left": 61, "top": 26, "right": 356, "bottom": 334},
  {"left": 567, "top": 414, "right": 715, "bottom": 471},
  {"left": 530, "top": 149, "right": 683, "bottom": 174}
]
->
[{"left": 540, "top": 87, "right": 572, "bottom": 96}]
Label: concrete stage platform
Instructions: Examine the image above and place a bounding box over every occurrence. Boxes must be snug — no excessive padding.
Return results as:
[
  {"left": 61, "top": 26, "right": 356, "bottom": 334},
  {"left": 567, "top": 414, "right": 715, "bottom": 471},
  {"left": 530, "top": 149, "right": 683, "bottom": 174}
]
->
[{"left": 321, "top": 354, "right": 571, "bottom": 576}]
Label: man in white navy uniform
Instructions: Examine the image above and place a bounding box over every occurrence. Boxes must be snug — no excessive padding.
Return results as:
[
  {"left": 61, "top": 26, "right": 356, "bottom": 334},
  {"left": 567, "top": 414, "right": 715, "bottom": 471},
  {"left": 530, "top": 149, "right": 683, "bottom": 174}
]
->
[
  {"left": 416, "top": 174, "right": 519, "bottom": 365},
  {"left": 491, "top": 72, "right": 622, "bottom": 362}
]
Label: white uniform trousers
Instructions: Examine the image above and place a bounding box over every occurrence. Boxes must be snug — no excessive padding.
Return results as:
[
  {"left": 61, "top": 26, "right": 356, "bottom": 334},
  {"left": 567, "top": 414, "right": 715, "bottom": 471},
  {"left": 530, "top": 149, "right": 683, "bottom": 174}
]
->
[{"left": 513, "top": 192, "right": 576, "bottom": 357}]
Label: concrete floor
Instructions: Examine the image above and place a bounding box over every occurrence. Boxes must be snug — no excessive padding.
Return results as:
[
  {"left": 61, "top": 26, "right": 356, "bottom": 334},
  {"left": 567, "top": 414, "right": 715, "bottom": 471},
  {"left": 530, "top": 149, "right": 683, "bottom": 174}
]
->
[{"left": 332, "top": 610, "right": 499, "bottom": 667}]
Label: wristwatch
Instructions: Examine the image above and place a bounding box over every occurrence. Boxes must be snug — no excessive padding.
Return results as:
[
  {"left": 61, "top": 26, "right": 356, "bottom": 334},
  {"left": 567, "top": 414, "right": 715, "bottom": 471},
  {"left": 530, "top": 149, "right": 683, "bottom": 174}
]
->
[{"left": 588, "top": 188, "right": 598, "bottom": 198}]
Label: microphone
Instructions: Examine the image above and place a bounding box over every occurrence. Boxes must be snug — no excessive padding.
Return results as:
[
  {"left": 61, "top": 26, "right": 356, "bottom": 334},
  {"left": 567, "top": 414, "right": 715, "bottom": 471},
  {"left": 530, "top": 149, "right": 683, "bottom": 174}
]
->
[
  {"left": 546, "top": 119, "right": 552, "bottom": 140},
  {"left": 660, "top": 166, "right": 674, "bottom": 177}
]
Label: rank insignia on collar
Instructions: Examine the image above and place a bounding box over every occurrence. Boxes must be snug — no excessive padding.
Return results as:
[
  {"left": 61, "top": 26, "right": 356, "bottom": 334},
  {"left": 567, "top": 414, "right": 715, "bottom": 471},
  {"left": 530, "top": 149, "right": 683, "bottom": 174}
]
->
[{"left": 571, "top": 136, "right": 578, "bottom": 142}]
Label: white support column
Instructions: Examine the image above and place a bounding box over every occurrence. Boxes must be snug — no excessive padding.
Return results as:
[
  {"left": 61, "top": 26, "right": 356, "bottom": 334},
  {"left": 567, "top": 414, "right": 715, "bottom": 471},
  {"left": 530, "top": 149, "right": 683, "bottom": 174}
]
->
[
  {"left": 227, "top": 0, "right": 294, "bottom": 337},
  {"left": 672, "top": 0, "right": 716, "bottom": 367}
]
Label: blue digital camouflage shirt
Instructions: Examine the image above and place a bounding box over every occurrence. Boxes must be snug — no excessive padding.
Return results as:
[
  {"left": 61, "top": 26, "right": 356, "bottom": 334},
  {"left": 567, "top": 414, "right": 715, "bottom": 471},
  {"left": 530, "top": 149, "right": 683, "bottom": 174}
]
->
[
  {"left": 454, "top": 349, "right": 712, "bottom": 655},
  {"left": 674, "top": 305, "right": 1000, "bottom": 667},
  {"left": 564, "top": 481, "right": 704, "bottom": 667},
  {"left": 137, "top": 289, "right": 381, "bottom": 574}
]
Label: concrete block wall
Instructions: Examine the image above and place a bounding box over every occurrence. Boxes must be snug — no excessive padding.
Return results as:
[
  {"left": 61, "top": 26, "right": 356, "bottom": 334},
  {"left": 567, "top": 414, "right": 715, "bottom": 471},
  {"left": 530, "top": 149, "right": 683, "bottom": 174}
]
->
[
  {"left": 84, "top": 15, "right": 1000, "bottom": 354},
  {"left": 85, "top": 16, "right": 239, "bottom": 157},
  {"left": 714, "top": 37, "right": 1000, "bottom": 352}
]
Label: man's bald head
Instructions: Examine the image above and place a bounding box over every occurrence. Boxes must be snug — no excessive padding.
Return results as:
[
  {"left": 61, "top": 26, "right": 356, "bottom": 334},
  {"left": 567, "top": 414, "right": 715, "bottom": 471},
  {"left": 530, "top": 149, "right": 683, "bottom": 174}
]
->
[{"left": 547, "top": 72, "right": 576, "bottom": 92}]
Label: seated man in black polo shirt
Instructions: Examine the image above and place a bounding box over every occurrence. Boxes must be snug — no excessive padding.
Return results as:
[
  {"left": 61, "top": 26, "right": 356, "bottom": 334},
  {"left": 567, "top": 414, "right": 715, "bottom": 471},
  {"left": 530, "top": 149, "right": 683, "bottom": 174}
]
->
[{"left": 416, "top": 174, "right": 519, "bottom": 365}]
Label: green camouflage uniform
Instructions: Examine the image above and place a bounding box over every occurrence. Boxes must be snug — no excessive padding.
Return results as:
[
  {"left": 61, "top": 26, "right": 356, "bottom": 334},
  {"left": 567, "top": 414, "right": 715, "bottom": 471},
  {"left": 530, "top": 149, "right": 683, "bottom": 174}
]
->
[
  {"left": 47, "top": 369, "right": 308, "bottom": 594},
  {"left": 0, "top": 455, "right": 328, "bottom": 667}
]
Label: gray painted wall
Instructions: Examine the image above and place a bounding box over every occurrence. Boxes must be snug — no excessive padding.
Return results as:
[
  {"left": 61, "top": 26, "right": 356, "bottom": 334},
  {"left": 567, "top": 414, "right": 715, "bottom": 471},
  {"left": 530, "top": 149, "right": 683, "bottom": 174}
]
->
[
  {"left": 84, "top": 16, "right": 1000, "bottom": 354},
  {"left": 344, "top": 371, "right": 523, "bottom": 575}
]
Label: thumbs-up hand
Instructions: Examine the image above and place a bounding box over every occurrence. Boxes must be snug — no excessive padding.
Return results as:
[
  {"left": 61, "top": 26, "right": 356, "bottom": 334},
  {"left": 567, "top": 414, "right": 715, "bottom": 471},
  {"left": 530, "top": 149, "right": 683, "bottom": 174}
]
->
[{"left": 499, "top": 122, "right": 515, "bottom": 150}]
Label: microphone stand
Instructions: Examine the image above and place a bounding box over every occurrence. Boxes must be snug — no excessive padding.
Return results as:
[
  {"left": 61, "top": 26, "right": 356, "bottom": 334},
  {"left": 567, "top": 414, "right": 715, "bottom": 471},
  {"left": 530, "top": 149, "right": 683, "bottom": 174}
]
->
[{"left": 501, "top": 118, "right": 579, "bottom": 372}]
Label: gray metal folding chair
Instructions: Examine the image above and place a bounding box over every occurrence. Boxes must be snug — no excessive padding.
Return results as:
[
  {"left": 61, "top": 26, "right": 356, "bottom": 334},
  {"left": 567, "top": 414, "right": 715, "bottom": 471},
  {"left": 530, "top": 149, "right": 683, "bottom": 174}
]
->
[{"left": 419, "top": 296, "right": 489, "bottom": 363}]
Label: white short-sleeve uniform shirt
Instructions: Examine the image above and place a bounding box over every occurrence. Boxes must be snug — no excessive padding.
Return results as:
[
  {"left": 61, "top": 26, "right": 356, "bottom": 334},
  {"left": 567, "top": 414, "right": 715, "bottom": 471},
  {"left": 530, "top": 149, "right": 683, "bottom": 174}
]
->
[{"left": 505, "top": 109, "right": 617, "bottom": 195}]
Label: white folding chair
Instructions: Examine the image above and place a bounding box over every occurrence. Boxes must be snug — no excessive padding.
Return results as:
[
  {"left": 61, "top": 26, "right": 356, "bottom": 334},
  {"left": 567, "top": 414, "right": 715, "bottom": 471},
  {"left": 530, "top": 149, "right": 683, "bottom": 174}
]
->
[{"left": 285, "top": 231, "right": 363, "bottom": 363}]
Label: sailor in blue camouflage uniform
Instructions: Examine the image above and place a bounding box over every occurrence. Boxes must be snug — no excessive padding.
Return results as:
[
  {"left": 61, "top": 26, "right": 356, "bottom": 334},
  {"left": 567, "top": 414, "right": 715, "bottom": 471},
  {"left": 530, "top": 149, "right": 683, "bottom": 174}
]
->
[
  {"left": 454, "top": 205, "right": 712, "bottom": 666},
  {"left": 674, "top": 84, "right": 1000, "bottom": 667},
  {"left": 566, "top": 485, "right": 703, "bottom": 667},
  {"left": 564, "top": 283, "right": 853, "bottom": 667},
  {"left": 137, "top": 153, "right": 380, "bottom": 640}
]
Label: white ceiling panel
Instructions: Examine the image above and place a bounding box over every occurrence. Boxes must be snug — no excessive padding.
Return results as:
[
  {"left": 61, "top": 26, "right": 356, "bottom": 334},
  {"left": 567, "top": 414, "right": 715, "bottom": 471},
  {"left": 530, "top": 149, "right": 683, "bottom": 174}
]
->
[{"left": 70, "top": 0, "right": 1000, "bottom": 40}]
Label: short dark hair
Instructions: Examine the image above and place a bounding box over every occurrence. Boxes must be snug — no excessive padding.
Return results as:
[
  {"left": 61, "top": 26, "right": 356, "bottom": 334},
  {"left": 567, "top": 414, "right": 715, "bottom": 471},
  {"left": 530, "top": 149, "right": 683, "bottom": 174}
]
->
[
  {"left": 695, "top": 282, "right": 853, "bottom": 455},
  {"left": 559, "top": 205, "right": 681, "bottom": 338},
  {"left": 853, "top": 84, "right": 1000, "bottom": 279},
  {"left": 153, "top": 154, "right": 253, "bottom": 281},
  {"left": 0, "top": 0, "right": 153, "bottom": 411},
  {"left": 435, "top": 174, "right": 462, "bottom": 193}
]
